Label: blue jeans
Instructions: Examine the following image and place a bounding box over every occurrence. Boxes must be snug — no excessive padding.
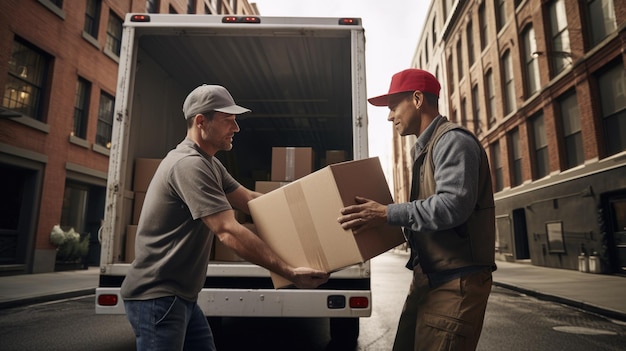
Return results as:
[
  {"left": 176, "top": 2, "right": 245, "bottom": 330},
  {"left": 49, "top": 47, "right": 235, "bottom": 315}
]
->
[{"left": 124, "top": 296, "right": 216, "bottom": 351}]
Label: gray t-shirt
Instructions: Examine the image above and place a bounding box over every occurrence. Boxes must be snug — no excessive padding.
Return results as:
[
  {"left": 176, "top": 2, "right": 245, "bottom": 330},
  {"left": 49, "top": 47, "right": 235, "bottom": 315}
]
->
[{"left": 121, "top": 138, "right": 240, "bottom": 301}]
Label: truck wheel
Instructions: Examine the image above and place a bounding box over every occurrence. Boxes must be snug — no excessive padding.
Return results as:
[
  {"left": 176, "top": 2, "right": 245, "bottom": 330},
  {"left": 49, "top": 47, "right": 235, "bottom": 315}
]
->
[{"left": 330, "top": 317, "right": 359, "bottom": 342}]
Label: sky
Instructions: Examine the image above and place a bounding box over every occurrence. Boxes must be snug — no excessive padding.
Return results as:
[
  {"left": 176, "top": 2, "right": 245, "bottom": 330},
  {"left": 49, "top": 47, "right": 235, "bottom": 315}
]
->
[{"left": 251, "top": 0, "right": 428, "bottom": 187}]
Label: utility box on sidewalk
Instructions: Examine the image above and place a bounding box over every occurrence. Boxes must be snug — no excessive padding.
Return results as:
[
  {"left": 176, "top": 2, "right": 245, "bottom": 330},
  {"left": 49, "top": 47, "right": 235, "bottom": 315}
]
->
[
  {"left": 588, "top": 255, "right": 602, "bottom": 273},
  {"left": 578, "top": 254, "right": 589, "bottom": 273}
]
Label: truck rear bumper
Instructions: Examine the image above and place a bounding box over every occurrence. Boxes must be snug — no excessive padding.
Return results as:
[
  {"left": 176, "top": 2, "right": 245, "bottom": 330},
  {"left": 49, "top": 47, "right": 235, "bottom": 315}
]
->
[{"left": 96, "top": 287, "right": 371, "bottom": 318}]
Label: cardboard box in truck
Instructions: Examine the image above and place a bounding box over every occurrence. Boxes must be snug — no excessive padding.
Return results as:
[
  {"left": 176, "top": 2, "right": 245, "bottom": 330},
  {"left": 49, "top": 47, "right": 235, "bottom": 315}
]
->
[{"left": 250, "top": 157, "right": 405, "bottom": 288}]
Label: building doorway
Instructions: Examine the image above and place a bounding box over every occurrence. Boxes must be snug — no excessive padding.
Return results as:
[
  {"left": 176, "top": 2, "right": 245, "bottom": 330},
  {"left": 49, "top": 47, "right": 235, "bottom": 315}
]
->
[
  {"left": 0, "top": 163, "right": 40, "bottom": 273},
  {"left": 606, "top": 194, "right": 626, "bottom": 275},
  {"left": 512, "top": 208, "right": 530, "bottom": 260}
]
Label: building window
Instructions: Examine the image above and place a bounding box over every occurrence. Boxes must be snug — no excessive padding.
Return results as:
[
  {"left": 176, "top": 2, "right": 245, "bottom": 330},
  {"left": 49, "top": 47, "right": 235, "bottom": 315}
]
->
[
  {"left": 479, "top": 3, "right": 488, "bottom": 51},
  {"left": 61, "top": 182, "right": 89, "bottom": 233},
  {"left": 491, "top": 141, "right": 503, "bottom": 192},
  {"left": 2, "top": 39, "right": 49, "bottom": 121},
  {"left": 187, "top": 0, "right": 196, "bottom": 14},
  {"left": 146, "top": 0, "right": 159, "bottom": 13},
  {"left": 472, "top": 84, "right": 481, "bottom": 135},
  {"left": 495, "top": 0, "right": 506, "bottom": 32},
  {"left": 509, "top": 128, "right": 522, "bottom": 187},
  {"left": 448, "top": 54, "right": 455, "bottom": 93},
  {"left": 485, "top": 69, "right": 496, "bottom": 128},
  {"left": 96, "top": 92, "right": 114, "bottom": 148},
  {"left": 559, "top": 92, "right": 583, "bottom": 169},
  {"left": 587, "top": 0, "right": 617, "bottom": 48},
  {"left": 502, "top": 50, "right": 516, "bottom": 115},
  {"left": 456, "top": 40, "right": 463, "bottom": 80},
  {"left": 73, "top": 78, "right": 91, "bottom": 139},
  {"left": 523, "top": 26, "right": 540, "bottom": 96},
  {"left": 49, "top": 0, "right": 63, "bottom": 7},
  {"left": 425, "top": 36, "right": 429, "bottom": 64},
  {"left": 460, "top": 97, "right": 467, "bottom": 128},
  {"left": 84, "top": 0, "right": 100, "bottom": 38},
  {"left": 467, "top": 21, "right": 475, "bottom": 66},
  {"left": 106, "top": 12, "right": 123, "bottom": 57},
  {"left": 597, "top": 63, "right": 626, "bottom": 156},
  {"left": 531, "top": 113, "right": 549, "bottom": 179},
  {"left": 432, "top": 16, "right": 437, "bottom": 44},
  {"left": 548, "top": 0, "right": 571, "bottom": 76}
]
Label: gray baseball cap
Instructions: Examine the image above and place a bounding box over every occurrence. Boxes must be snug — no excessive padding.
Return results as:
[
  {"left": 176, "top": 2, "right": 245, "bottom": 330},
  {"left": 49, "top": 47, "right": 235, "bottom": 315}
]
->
[{"left": 182, "top": 84, "right": 251, "bottom": 119}]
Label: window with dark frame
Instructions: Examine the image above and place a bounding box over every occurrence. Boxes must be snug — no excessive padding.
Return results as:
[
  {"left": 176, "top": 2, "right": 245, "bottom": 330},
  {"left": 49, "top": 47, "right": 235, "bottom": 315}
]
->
[
  {"left": 2, "top": 39, "right": 49, "bottom": 121},
  {"left": 73, "top": 77, "right": 90, "bottom": 139},
  {"left": 548, "top": 0, "right": 571, "bottom": 76},
  {"left": 531, "top": 113, "right": 550, "bottom": 179},
  {"left": 467, "top": 20, "right": 475, "bottom": 66},
  {"left": 105, "top": 11, "right": 123, "bottom": 56},
  {"left": 495, "top": 0, "right": 506, "bottom": 32},
  {"left": 523, "top": 25, "right": 541, "bottom": 96},
  {"left": 479, "top": 3, "right": 488, "bottom": 51},
  {"left": 559, "top": 91, "right": 583, "bottom": 169},
  {"left": 502, "top": 50, "right": 516, "bottom": 115},
  {"left": 587, "top": 0, "right": 617, "bottom": 48},
  {"left": 491, "top": 141, "right": 503, "bottom": 192},
  {"left": 84, "top": 0, "right": 100, "bottom": 38},
  {"left": 456, "top": 39, "right": 464, "bottom": 80},
  {"left": 597, "top": 63, "right": 626, "bottom": 157},
  {"left": 510, "top": 128, "right": 522, "bottom": 187},
  {"left": 96, "top": 92, "right": 114, "bottom": 149},
  {"left": 486, "top": 69, "right": 496, "bottom": 128},
  {"left": 472, "top": 84, "right": 481, "bottom": 135}
]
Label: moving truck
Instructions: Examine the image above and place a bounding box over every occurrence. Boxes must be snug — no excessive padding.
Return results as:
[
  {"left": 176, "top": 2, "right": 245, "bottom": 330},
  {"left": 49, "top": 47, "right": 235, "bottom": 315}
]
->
[{"left": 95, "top": 13, "right": 371, "bottom": 340}]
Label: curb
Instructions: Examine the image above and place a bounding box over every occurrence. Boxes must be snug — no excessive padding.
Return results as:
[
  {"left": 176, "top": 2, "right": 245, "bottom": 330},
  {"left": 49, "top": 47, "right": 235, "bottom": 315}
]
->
[
  {"left": 0, "top": 288, "right": 95, "bottom": 310},
  {"left": 493, "top": 281, "right": 626, "bottom": 322}
]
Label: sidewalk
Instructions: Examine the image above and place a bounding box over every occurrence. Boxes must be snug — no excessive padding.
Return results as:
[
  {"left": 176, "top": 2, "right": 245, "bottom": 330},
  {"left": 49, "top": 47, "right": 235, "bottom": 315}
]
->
[{"left": 0, "top": 257, "right": 625, "bottom": 322}]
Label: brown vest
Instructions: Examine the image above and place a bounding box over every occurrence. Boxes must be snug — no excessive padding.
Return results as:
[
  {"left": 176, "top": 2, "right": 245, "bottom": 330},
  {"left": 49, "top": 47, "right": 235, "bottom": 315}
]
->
[{"left": 409, "top": 118, "right": 496, "bottom": 272}]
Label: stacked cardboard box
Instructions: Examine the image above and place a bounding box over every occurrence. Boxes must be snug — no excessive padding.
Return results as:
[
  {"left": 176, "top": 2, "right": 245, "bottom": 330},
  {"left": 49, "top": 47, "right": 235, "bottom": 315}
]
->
[
  {"left": 125, "top": 158, "right": 162, "bottom": 262},
  {"left": 249, "top": 157, "right": 405, "bottom": 288},
  {"left": 271, "top": 147, "right": 315, "bottom": 181}
]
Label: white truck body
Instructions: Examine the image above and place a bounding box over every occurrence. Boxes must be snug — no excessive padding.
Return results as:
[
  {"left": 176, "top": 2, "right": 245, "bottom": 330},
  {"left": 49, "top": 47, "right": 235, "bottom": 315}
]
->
[{"left": 96, "top": 14, "right": 371, "bottom": 335}]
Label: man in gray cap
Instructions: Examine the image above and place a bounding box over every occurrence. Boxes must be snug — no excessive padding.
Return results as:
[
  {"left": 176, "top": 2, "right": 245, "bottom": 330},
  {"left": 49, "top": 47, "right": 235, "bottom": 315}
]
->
[{"left": 121, "top": 85, "right": 329, "bottom": 351}]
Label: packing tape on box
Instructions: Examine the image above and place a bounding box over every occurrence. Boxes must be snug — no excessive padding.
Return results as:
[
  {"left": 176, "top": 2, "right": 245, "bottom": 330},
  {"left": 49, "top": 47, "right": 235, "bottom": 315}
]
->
[
  {"left": 284, "top": 183, "right": 330, "bottom": 271},
  {"left": 285, "top": 147, "right": 295, "bottom": 181}
]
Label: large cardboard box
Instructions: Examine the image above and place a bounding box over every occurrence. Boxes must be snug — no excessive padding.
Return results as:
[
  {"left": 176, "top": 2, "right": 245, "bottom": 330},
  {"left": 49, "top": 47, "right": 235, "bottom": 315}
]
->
[
  {"left": 249, "top": 157, "right": 405, "bottom": 288},
  {"left": 132, "top": 191, "right": 146, "bottom": 225},
  {"left": 323, "top": 150, "right": 347, "bottom": 166},
  {"left": 133, "top": 158, "right": 162, "bottom": 192},
  {"left": 125, "top": 225, "right": 137, "bottom": 263},
  {"left": 255, "top": 181, "right": 290, "bottom": 194},
  {"left": 271, "top": 147, "right": 314, "bottom": 181}
]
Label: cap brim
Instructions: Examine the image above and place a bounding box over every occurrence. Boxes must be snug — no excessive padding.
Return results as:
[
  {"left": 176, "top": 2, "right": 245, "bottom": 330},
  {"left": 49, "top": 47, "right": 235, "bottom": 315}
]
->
[
  {"left": 214, "top": 105, "right": 251, "bottom": 115},
  {"left": 367, "top": 94, "right": 391, "bottom": 107}
]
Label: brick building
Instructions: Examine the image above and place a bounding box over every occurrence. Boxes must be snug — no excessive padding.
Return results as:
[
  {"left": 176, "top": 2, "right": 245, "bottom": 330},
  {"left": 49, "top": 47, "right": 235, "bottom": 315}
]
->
[
  {"left": 404, "top": 0, "right": 625, "bottom": 273},
  {"left": 0, "top": 0, "right": 258, "bottom": 275}
]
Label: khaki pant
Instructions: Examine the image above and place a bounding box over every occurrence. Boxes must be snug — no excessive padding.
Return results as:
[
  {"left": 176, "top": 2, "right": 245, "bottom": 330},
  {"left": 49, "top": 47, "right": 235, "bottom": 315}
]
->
[{"left": 392, "top": 265, "right": 492, "bottom": 351}]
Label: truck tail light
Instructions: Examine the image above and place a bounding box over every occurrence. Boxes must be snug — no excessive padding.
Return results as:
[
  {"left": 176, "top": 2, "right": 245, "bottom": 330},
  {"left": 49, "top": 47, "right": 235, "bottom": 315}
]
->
[
  {"left": 98, "top": 294, "right": 119, "bottom": 306},
  {"left": 349, "top": 296, "right": 369, "bottom": 309}
]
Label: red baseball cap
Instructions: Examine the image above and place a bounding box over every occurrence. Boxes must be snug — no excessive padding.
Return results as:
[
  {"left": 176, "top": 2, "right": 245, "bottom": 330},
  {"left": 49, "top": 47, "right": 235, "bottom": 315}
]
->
[{"left": 368, "top": 69, "right": 441, "bottom": 106}]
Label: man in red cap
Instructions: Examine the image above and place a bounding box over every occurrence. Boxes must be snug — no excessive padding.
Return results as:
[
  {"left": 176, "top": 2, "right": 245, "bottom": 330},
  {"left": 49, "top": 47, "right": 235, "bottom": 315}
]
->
[{"left": 338, "top": 69, "right": 496, "bottom": 351}]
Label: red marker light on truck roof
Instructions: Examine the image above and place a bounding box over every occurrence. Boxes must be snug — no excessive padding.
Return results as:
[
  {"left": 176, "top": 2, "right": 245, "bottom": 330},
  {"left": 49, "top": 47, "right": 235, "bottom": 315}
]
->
[
  {"left": 130, "top": 14, "right": 151, "bottom": 22},
  {"left": 222, "top": 16, "right": 260, "bottom": 24},
  {"left": 339, "top": 18, "right": 359, "bottom": 25}
]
